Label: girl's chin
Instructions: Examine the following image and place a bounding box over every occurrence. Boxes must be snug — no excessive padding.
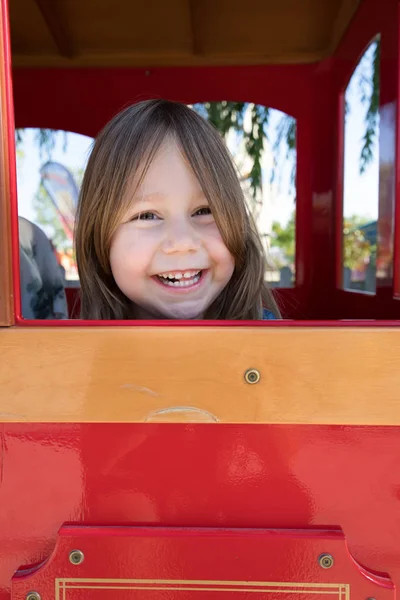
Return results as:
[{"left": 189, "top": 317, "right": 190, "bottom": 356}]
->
[{"left": 132, "top": 302, "right": 204, "bottom": 320}]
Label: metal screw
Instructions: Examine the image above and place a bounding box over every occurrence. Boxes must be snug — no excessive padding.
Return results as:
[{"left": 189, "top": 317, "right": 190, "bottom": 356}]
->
[
  {"left": 244, "top": 369, "right": 261, "bottom": 384},
  {"left": 318, "top": 553, "right": 334, "bottom": 569},
  {"left": 69, "top": 549, "right": 84, "bottom": 565},
  {"left": 26, "top": 593, "right": 41, "bottom": 600}
]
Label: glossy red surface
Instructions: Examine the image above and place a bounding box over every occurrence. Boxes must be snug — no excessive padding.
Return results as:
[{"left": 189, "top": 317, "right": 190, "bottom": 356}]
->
[
  {"left": 394, "top": 1, "right": 400, "bottom": 298},
  {"left": 1, "top": 0, "right": 17, "bottom": 324},
  {"left": 11, "top": 526, "right": 395, "bottom": 599},
  {"left": 1, "top": 424, "right": 400, "bottom": 599}
]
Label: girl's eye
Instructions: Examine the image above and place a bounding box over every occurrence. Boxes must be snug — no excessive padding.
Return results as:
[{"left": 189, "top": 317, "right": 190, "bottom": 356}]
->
[
  {"left": 193, "top": 207, "right": 212, "bottom": 217},
  {"left": 133, "top": 211, "right": 159, "bottom": 221}
]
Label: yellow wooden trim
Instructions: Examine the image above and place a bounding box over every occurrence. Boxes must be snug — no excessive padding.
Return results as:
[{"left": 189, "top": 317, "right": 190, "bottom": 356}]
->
[
  {"left": 1, "top": 326, "right": 400, "bottom": 424},
  {"left": 0, "top": 0, "right": 14, "bottom": 326}
]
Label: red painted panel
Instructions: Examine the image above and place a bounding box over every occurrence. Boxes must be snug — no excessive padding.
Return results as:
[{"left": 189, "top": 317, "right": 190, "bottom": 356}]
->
[
  {"left": 1, "top": 424, "right": 400, "bottom": 599},
  {"left": 1, "top": 0, "right": 19, "bottom": 323},
  {"left": 12, "top": 65, "right": 311, "bottom": 137},
  {"left": 11, "top": 527, "right": 394, "bottom": 600},
  {"left": 395, "top": 2, "right": 400, "bottom": 298}
]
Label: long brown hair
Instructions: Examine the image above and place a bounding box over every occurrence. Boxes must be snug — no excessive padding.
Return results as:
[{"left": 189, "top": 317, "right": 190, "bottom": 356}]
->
[{"left": 75, "top": 99, "right": 280, "bottom": 319}]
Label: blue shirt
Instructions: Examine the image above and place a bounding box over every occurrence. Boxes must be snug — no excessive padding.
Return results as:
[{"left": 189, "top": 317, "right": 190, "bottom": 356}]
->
[{"left": 262, "top": 308, "right": 277, "bottom": 320}]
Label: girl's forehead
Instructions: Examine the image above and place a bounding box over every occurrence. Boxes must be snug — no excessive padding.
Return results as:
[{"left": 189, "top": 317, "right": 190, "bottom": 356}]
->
[
  {"left": 147, "top": 137, "right": 188, "bottom": 170},
  {"left": 131, "top": 140, "right": 204, "bottom": 199}
]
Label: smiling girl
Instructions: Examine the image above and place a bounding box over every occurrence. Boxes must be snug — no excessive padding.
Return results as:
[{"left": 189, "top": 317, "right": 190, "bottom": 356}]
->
[{"left": 75, "top": 99, "right": 280, "bottom": 320}]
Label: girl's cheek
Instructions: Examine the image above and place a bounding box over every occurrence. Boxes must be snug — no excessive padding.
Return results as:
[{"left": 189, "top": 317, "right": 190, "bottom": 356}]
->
[
  {"left": 203, "top": 228, "right": 232, "bottom": 255},
  {"left": 118, "top": 228, "right": 147, "bottom": 251},
  {"left": 200, "top": 223, "right": 225, "bottom": 242},
  {"left": 116, "top": 230, "right": 158, "bottom": 269}
]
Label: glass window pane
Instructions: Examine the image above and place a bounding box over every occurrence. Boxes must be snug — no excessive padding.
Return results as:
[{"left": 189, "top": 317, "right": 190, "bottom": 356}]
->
[{"left": 342, "top": 40, "right": 380, "bottom": 294}]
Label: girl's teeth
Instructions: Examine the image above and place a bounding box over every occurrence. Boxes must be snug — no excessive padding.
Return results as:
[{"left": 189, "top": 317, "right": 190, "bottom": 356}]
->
[
  {"left": 159, "top": 270, "right": 199, "bottom": 280},
  {"left": 157, "top": 273, "right": 201, "bottom": 287}
]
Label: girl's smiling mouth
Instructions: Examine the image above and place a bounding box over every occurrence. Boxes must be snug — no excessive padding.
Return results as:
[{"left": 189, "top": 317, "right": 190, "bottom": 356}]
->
[{"left": 152, "top": 269, "right": 208, "bottom": 290}]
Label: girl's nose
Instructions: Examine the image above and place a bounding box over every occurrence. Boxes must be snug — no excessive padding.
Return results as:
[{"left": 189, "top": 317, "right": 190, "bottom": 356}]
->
[{"left": 161, "top": 219, "right": 201, "bottom": 254}]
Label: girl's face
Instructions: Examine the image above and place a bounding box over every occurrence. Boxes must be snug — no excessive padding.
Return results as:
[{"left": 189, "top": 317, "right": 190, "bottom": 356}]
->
[{"left": 110, "top": 140, "right": 235, "bottom": 319}]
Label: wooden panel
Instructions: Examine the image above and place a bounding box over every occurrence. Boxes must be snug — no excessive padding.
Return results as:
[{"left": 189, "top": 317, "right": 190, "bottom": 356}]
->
[
  {"left": 69, "top": 0, "right": 192, "bottom": 55},
  {"left": 10, "top": 0, "right": 362, "bottom": 67},
  {"left": 190, "top": 0, "right": 338, "bottom": 58},
  {"left": 1, "top": 326, "right": 400, "bottom": 424},
  {"left": 33, "top": 0, "right": 74, "bottom": 57},
  {"left": 8, "top": 0, "right": 58, "bottom": 55},
  {"left": 0, "top": 0, "right": 14, "bottom": 325}
]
